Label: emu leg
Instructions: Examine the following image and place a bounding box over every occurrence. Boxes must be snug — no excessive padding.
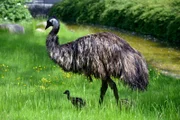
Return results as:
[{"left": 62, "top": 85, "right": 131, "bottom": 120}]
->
[
  {"left": 88, "top": 75, "right": 93, "bottom": 82},
  {"left": 107, "top": 78, "right": 119, "bottom": 104},
  {"left": 99, "top": 80, "right": 108, "bottom": 104}
]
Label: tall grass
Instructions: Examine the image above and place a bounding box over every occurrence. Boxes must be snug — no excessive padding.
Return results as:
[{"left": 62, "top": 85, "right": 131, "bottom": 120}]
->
[{"left": 0, "top": 20, "right": 179, "bottom": 120}]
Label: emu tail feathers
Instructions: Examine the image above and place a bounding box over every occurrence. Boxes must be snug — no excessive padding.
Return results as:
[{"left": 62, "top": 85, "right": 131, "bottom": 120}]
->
[{"left": 121, "top": 52, "right": 148, "bottom": 91}]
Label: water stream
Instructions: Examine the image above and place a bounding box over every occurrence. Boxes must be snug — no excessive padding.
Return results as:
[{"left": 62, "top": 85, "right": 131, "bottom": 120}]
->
[{"left": 66, "top": 24, "right": 180, "bottom": 78}]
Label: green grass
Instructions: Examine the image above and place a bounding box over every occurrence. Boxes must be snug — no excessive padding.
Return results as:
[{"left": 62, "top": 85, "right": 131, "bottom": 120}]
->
[{"left": 0, "top": 20, "right": 180, "bottom": 120}]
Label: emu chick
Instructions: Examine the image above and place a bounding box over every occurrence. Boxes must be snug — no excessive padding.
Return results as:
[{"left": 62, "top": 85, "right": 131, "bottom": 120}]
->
[{"left": 63, "top": 90, "right": 86, "bottom": 108}]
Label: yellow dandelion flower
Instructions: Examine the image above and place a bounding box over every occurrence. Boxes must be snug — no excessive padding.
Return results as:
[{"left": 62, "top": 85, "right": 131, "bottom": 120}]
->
[
  {"left": 66, "top": 73, "right": 71, "bottom": 78},
  {"left": 40, "top": 85, "right": 46, "bottom": 90},
  {"left": 1, "top": 75, "right": 4, "bottom": 79},
  {"left": 41, "top": 77, "right": 49, "bottom": 83}
]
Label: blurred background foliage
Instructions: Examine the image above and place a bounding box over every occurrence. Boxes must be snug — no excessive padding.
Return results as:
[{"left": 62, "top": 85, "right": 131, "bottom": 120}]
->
[
  {"left": 49, "top": 0, "right": 180, "bottom": 45},
  {"left": 0, "top": 0, "right": 32, "bottom": 22}
]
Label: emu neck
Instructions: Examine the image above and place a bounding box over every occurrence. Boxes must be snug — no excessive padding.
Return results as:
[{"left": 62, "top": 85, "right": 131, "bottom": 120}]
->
[
  {"left": 46, "top": 34, "right": 59, "bottom": 52},
  {"left": 49, "top": 26, "right": 59, "bottom": 35},
  {"left": 46, "top": 25, "right": 60, "bottom": 50},
  {"left": 66, "top": 93, "right": 70, "bottom": 100},
  {"left": 46, "top": 25, "right": 73, "bottom": 71},
  {"left": 46, "top": 25, "right": 61, "bottom": 63}
]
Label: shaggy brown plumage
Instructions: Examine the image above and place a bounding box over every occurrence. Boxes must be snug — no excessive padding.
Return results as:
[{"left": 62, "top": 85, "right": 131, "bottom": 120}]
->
[{"left": 45, "top": 18, "right": 148, "bottom": 104}]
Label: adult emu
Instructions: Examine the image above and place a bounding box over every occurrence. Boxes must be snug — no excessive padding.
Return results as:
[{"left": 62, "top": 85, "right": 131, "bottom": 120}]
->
[{"left": 45, "top": 18, "right": 148, "bottom": 104}]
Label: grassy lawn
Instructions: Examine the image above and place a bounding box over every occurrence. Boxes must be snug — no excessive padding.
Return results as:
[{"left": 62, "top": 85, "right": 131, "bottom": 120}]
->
[{"left": 0, "top": 19, "right": 179, "bottom": 120}]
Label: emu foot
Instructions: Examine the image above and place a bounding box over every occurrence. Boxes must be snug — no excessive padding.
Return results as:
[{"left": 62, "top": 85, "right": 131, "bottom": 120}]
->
[{"left": 119, "top": 99, "right": 134, "bottom": 110}]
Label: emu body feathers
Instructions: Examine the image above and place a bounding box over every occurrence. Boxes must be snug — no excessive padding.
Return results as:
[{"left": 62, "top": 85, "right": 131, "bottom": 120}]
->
[{"left": 45, "top": 18, "right": 148, "bottom": 104}]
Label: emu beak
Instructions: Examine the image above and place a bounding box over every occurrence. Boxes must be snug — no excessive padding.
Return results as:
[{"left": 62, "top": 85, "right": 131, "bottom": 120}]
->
[{"left": 45, "top": 24, "right": 50, "bottom": 30}]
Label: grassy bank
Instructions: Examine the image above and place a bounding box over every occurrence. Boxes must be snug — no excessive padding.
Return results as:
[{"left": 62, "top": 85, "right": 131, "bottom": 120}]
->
[
  {"left": 0, "top": 20, "right": 180, "bottom": 120},
  {"left": 49, "top": 0, "right": 180, "bottom": 46}
]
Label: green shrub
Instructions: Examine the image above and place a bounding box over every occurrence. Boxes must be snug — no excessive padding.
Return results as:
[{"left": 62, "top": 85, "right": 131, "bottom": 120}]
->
[
  {"left": 49, "top": 0, "right": 180, "bottom": 45},
  {"left": 49, "top": 0, "right": 105, "bottom": 24},
  {"left": 76, "top": 0, "right": 105, "bottom": 24},
  {"left": 0, "top": 0, "right": 32, "bottom": 22},
  {"left": 167, "top": 15, "right": 180, "bottom": 43}
]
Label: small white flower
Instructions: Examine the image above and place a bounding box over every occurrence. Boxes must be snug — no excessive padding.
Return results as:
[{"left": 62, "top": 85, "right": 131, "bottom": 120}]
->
[{"left": 17, "top": 3, "right": 21, "bottom": 6}]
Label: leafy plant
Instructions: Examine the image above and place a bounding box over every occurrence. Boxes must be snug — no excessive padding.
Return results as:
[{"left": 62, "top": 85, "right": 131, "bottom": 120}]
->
[
  {"left": 49, "top": 0, "right": 180, "bottom": 46},
  {"left": 0, "top": 0, "right": 32, "bottom": 22}
]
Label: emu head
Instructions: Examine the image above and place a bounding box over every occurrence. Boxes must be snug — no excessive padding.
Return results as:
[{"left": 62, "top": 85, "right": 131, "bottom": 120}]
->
[
  {"left": 63, "top": 90, "right": 70, "bottom": 95},
  {"left": 45, "top": 17, "right": 59, "bottom": 30}
]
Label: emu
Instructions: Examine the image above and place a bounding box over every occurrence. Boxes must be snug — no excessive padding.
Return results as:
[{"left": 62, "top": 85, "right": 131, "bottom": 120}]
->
[
  {"left": 45, "top": 18, "right": 148, "bottom": 104},
  {"left": 63, "top": 90, "right": 86, "bottom": 108}
]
